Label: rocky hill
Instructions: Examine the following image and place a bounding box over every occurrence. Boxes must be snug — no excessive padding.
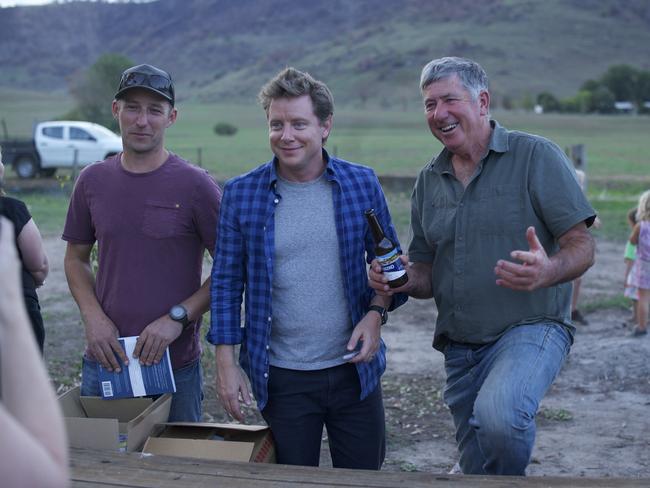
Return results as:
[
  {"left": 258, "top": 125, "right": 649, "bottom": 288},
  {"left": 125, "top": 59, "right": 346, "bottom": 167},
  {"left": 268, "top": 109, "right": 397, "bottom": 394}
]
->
[{"left": 1, "top": 0, "right": 649, "bottom": 106}]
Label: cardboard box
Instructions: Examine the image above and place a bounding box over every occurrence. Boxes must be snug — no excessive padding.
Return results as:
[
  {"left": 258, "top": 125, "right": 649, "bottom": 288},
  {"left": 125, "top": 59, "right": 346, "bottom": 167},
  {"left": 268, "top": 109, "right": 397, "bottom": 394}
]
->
[
  {"left": 58, "top": 386, "right": 171, "bottom": 452},
  {"left": 143, "top": 422, "right": 275, "bottom": 463}
]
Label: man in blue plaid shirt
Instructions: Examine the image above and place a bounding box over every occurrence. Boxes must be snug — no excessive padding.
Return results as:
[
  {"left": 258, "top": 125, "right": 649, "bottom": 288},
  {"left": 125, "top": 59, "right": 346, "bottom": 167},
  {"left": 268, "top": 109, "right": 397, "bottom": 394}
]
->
[{"left": 207, "top": 67, "right": 406, "bottom": 469}]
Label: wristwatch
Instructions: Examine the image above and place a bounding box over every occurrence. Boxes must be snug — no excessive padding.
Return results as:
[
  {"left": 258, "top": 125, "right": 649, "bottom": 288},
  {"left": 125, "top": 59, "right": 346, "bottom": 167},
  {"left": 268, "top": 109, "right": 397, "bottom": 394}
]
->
[
  {"left": 169, "top": 304, "right": 191, "bottom": 330},
  {"left": 368, "top": 305, "right": 388, "bottom": 325}
]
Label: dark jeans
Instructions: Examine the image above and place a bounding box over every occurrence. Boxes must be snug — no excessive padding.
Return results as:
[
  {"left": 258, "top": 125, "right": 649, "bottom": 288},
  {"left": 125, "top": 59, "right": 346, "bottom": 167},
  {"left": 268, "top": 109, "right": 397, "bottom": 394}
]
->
[{"left": 261, "top": 363, "right": 385, "bottom": 469}]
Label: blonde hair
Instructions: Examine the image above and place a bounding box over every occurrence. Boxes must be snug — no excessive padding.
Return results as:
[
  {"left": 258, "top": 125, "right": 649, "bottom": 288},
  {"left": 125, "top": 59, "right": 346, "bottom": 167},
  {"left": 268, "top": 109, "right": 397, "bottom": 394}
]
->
[
  {"left": 636, "top": 190, "right": 650, "bottom": 222},
  {"left": 258, "top": 67, "right": 334, "bottom": 124}
]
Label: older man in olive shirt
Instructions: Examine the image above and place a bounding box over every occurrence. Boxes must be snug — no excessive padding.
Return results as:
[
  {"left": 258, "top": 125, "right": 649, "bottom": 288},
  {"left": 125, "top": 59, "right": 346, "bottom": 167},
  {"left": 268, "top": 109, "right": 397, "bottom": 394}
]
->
[{"left": 370, "top": 57, "right": 596, "bottom": 476}]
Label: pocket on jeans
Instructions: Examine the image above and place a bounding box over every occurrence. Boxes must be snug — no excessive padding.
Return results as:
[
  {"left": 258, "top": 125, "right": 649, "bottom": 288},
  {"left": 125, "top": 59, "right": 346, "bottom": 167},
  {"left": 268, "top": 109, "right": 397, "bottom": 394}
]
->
[
  {"left": 142, "top": 200, "right": 182, "bottom": 239},
  {"left": 546, "top": 323, "right": 572, "bottom": 356}
]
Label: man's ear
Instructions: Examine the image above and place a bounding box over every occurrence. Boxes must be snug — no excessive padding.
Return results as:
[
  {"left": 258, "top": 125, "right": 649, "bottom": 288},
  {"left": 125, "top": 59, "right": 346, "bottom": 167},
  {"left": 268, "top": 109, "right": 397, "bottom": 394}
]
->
[
  {"left": 166, "top": 107, "right": 178, "bottom": 128},
  {"left": 321, "top": 115, "right": 333, "bottom": 142},
  {"left": 479, "top": 90, "right": 490, "bottom": 116},
  {"left": 111, "top": 99, "right": 120, "bottom": 119}
]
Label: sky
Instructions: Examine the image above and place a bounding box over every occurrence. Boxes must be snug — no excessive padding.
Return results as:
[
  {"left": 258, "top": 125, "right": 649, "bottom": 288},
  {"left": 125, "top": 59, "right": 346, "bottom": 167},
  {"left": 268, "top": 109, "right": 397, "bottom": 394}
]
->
[
  {"left": 0, "top": 0, "right": 52, "bottom": 5},
  {"left": 0, "top": 0, "right": 139, "bottom": 7}
]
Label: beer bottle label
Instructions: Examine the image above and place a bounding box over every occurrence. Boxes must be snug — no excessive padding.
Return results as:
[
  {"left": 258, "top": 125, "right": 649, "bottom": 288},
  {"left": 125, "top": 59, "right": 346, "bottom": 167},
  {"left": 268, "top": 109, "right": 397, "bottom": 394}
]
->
[{"left": 377, "top": 248, "right": 407, "bottom": 281}]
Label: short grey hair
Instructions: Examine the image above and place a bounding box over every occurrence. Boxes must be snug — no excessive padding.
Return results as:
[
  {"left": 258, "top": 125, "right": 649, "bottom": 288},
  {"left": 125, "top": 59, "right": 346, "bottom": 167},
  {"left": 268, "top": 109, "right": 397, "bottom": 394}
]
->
[{"left": 420, "top": 57, "right": 489, "bottom": 100}]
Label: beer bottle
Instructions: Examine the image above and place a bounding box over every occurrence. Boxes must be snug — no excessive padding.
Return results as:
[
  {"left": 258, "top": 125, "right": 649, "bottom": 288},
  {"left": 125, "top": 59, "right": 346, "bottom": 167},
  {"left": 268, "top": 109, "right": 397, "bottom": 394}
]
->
[{"left": 365, "top": 209, "right": 408, "bottom": 288}]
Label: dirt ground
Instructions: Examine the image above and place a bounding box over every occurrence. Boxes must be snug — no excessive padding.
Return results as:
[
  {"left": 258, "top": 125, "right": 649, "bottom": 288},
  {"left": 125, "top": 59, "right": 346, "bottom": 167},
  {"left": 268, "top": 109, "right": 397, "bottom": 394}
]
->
[{"left": 39, "top": 235, "right": 650, "bottom": 478}]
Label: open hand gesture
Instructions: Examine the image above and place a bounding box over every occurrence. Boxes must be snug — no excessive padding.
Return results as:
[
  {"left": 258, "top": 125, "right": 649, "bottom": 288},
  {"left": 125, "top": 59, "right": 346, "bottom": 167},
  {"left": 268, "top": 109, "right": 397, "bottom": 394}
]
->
[{"left": 494, "top": 226, "right": 553, "bottom": 291}]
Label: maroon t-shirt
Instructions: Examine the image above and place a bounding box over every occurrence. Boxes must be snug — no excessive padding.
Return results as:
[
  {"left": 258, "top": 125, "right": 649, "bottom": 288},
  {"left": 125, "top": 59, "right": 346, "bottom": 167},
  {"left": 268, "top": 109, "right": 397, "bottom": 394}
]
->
[{"left": 62, "top": 154, "right": 222, "bottom": 368}]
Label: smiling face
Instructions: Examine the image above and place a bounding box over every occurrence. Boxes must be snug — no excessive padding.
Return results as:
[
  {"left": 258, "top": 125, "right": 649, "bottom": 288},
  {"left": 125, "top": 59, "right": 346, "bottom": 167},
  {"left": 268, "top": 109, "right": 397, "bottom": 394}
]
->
[
  {"left": 112, "top": 88, "right": 177, "bottom": 156},
  {"left": 267, "top": 95, "right": 332, "bottom": 182},
  {"left": 422, "top": 74, "right": 490, "bottom": 158}
]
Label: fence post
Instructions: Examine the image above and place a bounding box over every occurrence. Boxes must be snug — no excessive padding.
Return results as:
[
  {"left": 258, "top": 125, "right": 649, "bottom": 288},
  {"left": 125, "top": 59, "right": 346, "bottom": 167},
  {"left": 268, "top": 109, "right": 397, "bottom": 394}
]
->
[{"left": 570, "top": 144, "right": 586, "bottom": 171}]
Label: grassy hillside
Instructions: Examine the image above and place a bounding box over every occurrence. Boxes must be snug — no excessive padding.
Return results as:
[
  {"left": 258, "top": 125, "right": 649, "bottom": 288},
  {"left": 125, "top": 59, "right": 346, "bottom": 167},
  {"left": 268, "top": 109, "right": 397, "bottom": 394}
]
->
[{"left": 0, "top": 0, "right": 649, "bottom": 107}]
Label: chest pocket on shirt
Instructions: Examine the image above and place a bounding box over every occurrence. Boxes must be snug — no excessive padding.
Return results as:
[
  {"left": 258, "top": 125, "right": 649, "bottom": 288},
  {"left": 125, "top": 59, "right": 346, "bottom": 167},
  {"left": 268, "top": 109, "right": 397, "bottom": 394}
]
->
[
  {"left": 477, "top": 185, "right": 524, "bottom": 236},
  {"left": 422, "top": 197, "right": 456, "bottom": 245},
  {"left": 142, "top": 200, "right": 183, "bottom": 239}
]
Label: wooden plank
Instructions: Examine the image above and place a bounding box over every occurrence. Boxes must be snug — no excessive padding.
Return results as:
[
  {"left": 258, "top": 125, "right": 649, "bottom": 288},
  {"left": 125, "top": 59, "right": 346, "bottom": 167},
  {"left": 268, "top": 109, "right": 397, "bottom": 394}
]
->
[{"left": 70, "top": 448, "right": 649, "bottom": 488}]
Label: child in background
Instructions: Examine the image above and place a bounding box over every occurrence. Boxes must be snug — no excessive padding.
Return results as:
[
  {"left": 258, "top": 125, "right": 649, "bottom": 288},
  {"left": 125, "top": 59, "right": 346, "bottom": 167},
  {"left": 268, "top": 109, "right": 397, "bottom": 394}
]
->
[
  {"left": 628, "top": 190, "right": 650, "bottom": 337},
  {"left": 623, "top": 207, "right": 638, "bottom": 325}
]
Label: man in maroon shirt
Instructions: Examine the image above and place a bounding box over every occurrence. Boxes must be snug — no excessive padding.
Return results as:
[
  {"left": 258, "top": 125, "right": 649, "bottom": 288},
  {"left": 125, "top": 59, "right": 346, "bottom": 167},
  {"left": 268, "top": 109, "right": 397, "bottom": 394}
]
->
[{"left": 63, "top": 64, "right": 222, "bottom": 421}]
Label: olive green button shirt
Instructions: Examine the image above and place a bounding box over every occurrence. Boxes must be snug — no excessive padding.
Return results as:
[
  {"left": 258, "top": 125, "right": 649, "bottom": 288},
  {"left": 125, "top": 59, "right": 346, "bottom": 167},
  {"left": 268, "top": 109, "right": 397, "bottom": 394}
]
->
[{"left": 408, "top": 120, "right": 596, "bottom": 351}]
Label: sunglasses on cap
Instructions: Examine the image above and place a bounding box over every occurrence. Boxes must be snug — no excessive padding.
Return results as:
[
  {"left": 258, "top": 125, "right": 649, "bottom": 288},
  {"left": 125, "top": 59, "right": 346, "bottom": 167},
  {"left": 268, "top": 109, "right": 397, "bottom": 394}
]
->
[
  {"left": 117, "top": 70, "right": 175, "bottom": 105},
  {"left": 120, "top": 71, "right": 172, "bottom": 91}
]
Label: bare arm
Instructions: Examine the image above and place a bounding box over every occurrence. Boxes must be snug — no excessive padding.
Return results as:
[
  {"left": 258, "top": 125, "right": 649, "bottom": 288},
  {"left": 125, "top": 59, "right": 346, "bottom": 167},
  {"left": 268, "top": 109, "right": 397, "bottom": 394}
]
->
[
  {"left": 495, "top": 223, "right": 595, "bottom": 291},
  {"left": 0, "top": 217, "right": 69, "bottom": 488},
  {"left": 133, "top": 273, "right": 213, "bottom": 366},
  {"left": 16, "top": 218, "right": 49, "bottom": 286},
  {"left": 630, "top": 223, "right": 641, "bottom": 246},
  {"left": 64, "top": 242, "right": 127, "bottom": 371},
  {"left": 368, "top": 256, "right": 434, "bottom": 299}
]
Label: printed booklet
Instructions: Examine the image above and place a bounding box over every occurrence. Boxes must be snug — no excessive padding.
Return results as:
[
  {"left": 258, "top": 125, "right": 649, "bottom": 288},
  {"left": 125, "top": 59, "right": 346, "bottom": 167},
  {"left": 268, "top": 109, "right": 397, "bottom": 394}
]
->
[{"left": 97, "top": 336, "right": 176, "bottom": 399}]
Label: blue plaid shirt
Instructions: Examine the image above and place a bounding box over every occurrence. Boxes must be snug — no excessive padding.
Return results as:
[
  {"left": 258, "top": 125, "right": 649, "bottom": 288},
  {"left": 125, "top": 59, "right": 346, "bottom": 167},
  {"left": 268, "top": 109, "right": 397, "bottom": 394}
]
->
[{"left": 207, "top": 150, "right": 407, "bottom": 410}]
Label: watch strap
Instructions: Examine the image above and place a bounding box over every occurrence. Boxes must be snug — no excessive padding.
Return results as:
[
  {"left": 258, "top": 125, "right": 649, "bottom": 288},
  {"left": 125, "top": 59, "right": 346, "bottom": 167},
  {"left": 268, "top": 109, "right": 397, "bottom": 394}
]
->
[
  {"left": 368, "top": 305, "right": 388, "bottom": 325},
  {"left": 169, "top": 305, "right": 191, "bottom": 329}
]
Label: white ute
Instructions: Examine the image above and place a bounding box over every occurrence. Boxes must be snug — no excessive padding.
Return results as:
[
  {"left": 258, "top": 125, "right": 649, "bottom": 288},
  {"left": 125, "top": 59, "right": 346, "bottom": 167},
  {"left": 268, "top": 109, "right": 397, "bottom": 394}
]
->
[{"left": 1, "top": 120, "right": 122, "bottom": 179}]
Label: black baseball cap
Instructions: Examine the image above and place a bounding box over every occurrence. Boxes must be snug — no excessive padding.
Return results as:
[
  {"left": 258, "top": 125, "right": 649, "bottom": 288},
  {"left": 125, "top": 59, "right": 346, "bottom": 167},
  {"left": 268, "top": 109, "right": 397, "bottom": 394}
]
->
[{"left": 115, "top": 64, "right": 175, "bottom": 106}]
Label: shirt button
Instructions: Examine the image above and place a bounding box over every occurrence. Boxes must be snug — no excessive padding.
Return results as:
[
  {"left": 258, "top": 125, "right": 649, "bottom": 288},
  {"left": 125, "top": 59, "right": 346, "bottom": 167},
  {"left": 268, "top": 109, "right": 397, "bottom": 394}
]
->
[
  {"left": 459, "top": 202, "right": 464, "bottom": 207},
  {"left": 274, "top": 198, "right": 279, "bottom": 204},
  {"left": 266, "top": 345, "right": 270, "bottom": 350},
  {"left": 264, "top": 373, "right": 268, "bottom": 378},
  {"left": 268, "top": 316, "right": 272, "bottom": 322},
  {"left": 456, "top": 305, "right": 462, "bottom": 311},
  {"left": 458, "top": 236, "right": 463, "bottom": 241}
]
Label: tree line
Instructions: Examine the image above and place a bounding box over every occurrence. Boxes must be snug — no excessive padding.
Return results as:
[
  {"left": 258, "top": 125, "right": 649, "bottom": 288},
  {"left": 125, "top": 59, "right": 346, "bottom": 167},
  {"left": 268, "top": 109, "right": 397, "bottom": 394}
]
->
[
  {"left": 64, "top": 56, "right": 650, "bottom": 126},
  {"left": 536, "top": 64, "right": 650, "bottom": 114}
]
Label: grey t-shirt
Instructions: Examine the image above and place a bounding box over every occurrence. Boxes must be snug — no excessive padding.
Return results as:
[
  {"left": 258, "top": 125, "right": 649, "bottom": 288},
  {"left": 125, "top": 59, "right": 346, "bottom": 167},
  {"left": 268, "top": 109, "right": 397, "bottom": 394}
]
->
[
  {"left": 408, "top": 120, "right": 596, "bottom": 351},
  {"left": 270, "top": 174, "right": 351, "bottom": 370}
]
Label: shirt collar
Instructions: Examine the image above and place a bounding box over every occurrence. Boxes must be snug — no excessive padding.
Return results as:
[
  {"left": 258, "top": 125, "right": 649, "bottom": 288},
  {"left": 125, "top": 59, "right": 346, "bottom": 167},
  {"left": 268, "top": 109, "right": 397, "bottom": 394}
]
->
[
  {"left": 428, "top": 119, "right": 509, "bottom": 174},
  {"left": 268, "top": 148, "right": 337, "bottom": 189},
  {"left": 487, "top": 119, "right": 509, "bottom": 154}
]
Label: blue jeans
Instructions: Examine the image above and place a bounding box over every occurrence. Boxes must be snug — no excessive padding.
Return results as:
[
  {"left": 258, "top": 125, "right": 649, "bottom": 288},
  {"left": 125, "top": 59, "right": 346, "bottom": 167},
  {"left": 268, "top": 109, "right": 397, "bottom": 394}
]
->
[
  {"left": 443, "top": 322, "right": 571, "bottom": 475},
  {"left": 81, "top": 356, "right": 204, "bottom": 422}
]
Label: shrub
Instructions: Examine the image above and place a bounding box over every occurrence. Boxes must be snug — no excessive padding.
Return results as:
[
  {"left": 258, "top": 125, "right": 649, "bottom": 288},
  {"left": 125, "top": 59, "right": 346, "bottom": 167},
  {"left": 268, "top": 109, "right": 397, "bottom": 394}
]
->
[{"left": 213, "top": 122, "right": 238, "bottom": 136}]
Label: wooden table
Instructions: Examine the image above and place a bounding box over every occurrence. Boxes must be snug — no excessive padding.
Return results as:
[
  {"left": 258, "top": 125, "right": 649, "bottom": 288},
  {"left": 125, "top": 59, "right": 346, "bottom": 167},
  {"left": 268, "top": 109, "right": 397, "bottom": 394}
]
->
[{"left": 70, "top": 448, "right": 648, "bottom": 487}]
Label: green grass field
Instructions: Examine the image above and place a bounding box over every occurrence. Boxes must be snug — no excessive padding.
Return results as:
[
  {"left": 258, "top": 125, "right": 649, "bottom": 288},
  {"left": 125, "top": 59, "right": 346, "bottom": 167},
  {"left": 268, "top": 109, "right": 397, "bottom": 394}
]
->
[
  {"left": 2, "top": 89, "right": 648, "bottom": 242},
  {"left": 167, "top": 105, "right": 650, "bottom": 182},
  {"left": 3, "top": 89, "right": 648, "bottom": 180}
]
